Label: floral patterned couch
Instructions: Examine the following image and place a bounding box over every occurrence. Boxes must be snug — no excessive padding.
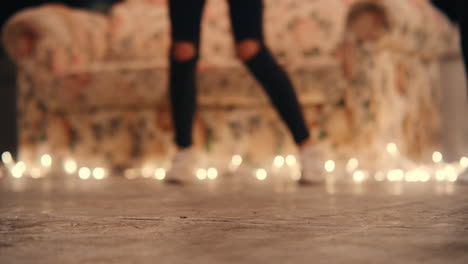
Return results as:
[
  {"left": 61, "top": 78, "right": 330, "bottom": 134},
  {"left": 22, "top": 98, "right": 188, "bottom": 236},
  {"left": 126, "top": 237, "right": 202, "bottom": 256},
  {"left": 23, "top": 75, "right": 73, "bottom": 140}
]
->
[{"left": 2, "top": 0, "right": 460, "bottom": 174}]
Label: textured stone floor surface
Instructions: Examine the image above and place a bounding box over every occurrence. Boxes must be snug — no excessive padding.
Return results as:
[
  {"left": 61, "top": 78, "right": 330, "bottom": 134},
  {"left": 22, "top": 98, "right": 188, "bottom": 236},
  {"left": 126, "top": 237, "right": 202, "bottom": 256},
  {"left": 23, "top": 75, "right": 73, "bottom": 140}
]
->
[{"left": 1, "top": 174, "right": 468, "bottom": 264}]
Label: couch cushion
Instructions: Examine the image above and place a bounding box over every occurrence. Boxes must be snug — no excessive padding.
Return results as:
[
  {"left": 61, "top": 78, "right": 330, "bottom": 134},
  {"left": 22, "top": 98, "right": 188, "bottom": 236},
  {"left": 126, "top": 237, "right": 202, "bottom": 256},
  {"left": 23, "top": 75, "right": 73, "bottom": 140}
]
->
[{"left": 36, "top": 59, "right": 344, "bottom": 111}]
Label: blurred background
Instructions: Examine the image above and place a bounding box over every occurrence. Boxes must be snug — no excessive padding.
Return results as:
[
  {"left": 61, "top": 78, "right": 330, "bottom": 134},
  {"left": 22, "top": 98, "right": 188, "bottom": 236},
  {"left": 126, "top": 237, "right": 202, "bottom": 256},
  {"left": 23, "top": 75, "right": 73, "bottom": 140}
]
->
[
  {"left": 0, "top": 0, "right": 467, "bottom": 181},
  {"left": 0, "top": 2, "right": 467, "bottom": 262}
]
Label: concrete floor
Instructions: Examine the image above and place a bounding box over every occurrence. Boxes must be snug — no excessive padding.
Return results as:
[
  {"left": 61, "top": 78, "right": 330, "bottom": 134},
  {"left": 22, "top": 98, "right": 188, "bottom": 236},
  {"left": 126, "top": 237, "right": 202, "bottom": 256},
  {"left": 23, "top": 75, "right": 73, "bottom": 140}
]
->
[{"left": 1, "top": 174, "right": 468, "bottom": 264}]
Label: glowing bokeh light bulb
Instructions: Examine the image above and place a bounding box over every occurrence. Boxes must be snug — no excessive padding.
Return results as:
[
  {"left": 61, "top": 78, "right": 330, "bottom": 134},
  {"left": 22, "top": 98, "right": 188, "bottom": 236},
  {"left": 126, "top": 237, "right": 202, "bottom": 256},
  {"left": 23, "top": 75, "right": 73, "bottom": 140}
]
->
[
  {"left": 353, "top": 170, "right": 365, "bottom": 182},
  {"left": 447, "top": 173, "right": 458, "bottom": 182},
  {"left": 11, "top": 162, "right": 25, "bottom": 178},
  {"left": 232, "top": 155, "right": 243, "bottom": 166},
  {"left": 16, "top": 161, "right": 26, "bottom": 171},
  {"left": 324, "top": 160, "right": 336, "bottom": 173},
  {"left": 285, "top": 155, "right": 296, "bottom": 167},
  {"left": 432, "top": 151, "right": 443, "bottom": 163},
  {"left": 415, "top": 168, "right": 430, "bottom": 182},
  {"left": 387, "top": 169, "right": 404, "bottom": 182},
  {"left": 1, "top": 151, "right": 13, "bottom": 164},
  {"left": 346, "top": 158, "right": 359, "bottom": 173},
  {"left": 207, "top": 168, "right": 218, "bottom": 180},
  {"left": 256, "top": 168, "right": 267, "bottom": 181},
  {"left": 291, "top": 169, "right": 301, "bottom": 181},
  {"left": 444, "top": 165, "right": 457, "bottom": 182},
  {"left": 154, "top": 168, "right": 166, "bottom": 180},
  {"left": 404, "top": 171, "right": 413, "bottom": 182},
  {"left": 93, "top": 168, "right": 106, "bottom": 180},
  {"left": 460, "top": 157, "right": 468, "bottom": 168},
  {"left": 395, "top": 170, "right": 404, "bottom": 181},
  {"left": 41, "top": 154, "right": 52, "bottom": 168},
  {"left": 196, "top": 169, "right": 207, "bottom": 180},
  {"left": 79, "top": 167, "right": 91, "bottom": 180},
  {"left": 64, "top": 159, "right": 77, "bottom": 175},
  {"left": 405, "top": 170, "right": 419, "bottom": 182},
  {"left": 11, "top": 168, "right": 23, "bottom": 178},
  {"left": 435, "top": 170, "right": 445, "bottom": 181},
  {"left": 386, "top": 142, "right": 398, "bottom": 155},
  {"left": 273, "top": 155, "right": 285, "bottom": 168}
]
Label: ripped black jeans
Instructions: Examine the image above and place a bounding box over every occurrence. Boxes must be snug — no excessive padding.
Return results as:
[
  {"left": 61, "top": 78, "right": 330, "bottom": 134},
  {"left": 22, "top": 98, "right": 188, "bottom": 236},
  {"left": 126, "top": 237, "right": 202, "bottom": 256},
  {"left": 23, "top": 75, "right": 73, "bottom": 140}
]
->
[{"left": 169, "top": 0, "right": 310, "bottom": 148}]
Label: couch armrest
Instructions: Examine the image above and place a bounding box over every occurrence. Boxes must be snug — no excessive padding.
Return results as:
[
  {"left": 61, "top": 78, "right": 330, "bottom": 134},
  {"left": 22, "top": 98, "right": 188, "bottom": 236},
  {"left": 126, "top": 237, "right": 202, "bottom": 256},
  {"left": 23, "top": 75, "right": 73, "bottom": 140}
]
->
[
  {"left": 2, "top": 4, "right": 109, "bottom": 75},
  {"left": 344, "top": 1, "right": 458, "bottom": 59},
  {"left": 336, "top": 0, "right": 458, "bottom": 80}
]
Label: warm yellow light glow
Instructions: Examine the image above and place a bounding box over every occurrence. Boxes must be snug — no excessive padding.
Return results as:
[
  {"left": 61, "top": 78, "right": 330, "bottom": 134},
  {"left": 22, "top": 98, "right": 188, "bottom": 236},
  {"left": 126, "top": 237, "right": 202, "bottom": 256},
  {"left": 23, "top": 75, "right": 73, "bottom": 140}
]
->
[
  {"left": 16, "top": 161, "right": 26, "bottom": 172},
  {"left": 273, "top": 155, "right": 285, "bottom": 168},
  {"left": 415, "top": 168, "right": 430, "bottom": 182},
  {"left": 41, "top": 154, "right": 52, "bottom": 167},
  {"left": 232, "top": 155, "right": 243, "bottom": 166},
  {"left": 395, "top": 170, "right": 404, "bottom": 181},
  {"left": 207, "top": 168, "right": 218, "bottom": 180},
  {"left": 30, "top": 167, "right": 42, "bottom": 179},
  {"left": 447, "top": 173, "right": 458, "bottom": 182},
  {"left": 1, "top": 151, "right": 13, "bottom": 164},
  {"left": 11, "top": 162, "right": 25, "bottom": 179},
  {"left": 11, "top": 168, "right": 23, "bottom": 178},
  {"left": 346, "top": 158, "right": 359, "bottom": 173},
  {"left": 404, "top": 171, "right": 413, "bottom": 182},
  {"left": 79, "top": 167, "right": 91, "bottom": 180},
  {"left": 141, "top": 166, "right": 153, "bottom": 178},
  {"left": 285, "top": 155, "right": 296, "bottom": 167},
  {"left": 435, "top": 170, "right": 445, "bottom": 181},
  {"left": 387, "top": 169, "right": 404, "bottom": 182},
  {"left": 405, "top": 170, "right": 419, "bottom": 182},
  {"left": 460, "top": 157, "right": 468, "bottom": 168},
  {"left": 353, "top": 170, "right": 365, "bottom": 182},
  {"left": 93, "top": 168, "right": 106, "bottom": 180},
  {"left": 196, "top": 169, "right": 207, "bottom": 180},
  {"left": 444, "top": 165, "right": 457, "bottom": 182},
  {"left": 64, "top": 159, "right": 77, "bottom": 175},
  {"left": 432, "top": 152, "right": 443, "bottom": 163},
  {"left": 324, "top": 160, "right": 336, "bottom": 173},
  {"left": 291, "top": 170, "right": 301, "bottom": 181},
  {"left": 154, "top": 168, "right": 166, "bottom": 180},
  {"left": 386, "top": 143, "right": 398, "bottom": 155},
  {"left": 256, "top": 168, "right": 267, "bottom": 181}
]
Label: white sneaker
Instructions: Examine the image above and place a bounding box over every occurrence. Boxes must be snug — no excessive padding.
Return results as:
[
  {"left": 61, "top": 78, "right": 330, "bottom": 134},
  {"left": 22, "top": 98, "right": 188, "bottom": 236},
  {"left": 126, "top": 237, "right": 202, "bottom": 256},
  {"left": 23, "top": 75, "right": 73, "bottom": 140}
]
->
[
  {"left": 165, "top": 148, "right": 196, "bottom": 185},
  {"left": 299, "top": 145, "right": 325, "bottom": 185}
]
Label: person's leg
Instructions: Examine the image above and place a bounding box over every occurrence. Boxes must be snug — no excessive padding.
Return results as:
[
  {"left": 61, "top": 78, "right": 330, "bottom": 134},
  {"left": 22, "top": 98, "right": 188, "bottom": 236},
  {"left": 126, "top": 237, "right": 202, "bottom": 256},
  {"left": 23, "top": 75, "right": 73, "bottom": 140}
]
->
[
  {"left": 169, "top": 0, "right": 206, "bottom": 149},
  {"left": 227, "top": 0, "right": 310, "bottom": 146},
  {"left": 166, "top": 0, "right": 206, "bottom": 184},
  {"left": 227, "top": 0, "right": 324, "bottom": 184}
]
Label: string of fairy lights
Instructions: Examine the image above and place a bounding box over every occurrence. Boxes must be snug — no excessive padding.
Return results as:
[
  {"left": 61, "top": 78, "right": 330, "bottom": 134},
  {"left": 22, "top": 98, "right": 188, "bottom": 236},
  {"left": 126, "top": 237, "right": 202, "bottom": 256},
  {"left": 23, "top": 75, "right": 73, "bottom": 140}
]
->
[{"left": 1, "top": 142, "right": 467, "bottom": 183}]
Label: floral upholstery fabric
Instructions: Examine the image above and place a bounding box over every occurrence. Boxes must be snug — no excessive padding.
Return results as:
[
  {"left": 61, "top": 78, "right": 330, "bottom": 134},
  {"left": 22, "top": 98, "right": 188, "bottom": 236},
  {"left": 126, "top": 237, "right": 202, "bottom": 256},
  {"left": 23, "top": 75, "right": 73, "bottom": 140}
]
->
[{"left": 2, "top": 0, "right": 460, "bottom": 172}]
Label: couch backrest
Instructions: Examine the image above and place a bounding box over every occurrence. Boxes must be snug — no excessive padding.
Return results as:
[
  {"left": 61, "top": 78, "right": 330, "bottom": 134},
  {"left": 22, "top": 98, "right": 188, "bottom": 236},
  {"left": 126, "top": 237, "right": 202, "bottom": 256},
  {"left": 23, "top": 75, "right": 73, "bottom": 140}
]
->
[
  {"left": 108, "top": 0, "right": 353, "bottom": 65},
  {"left": 2, "top": 0, "right": 458, "bottom": 73}
]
